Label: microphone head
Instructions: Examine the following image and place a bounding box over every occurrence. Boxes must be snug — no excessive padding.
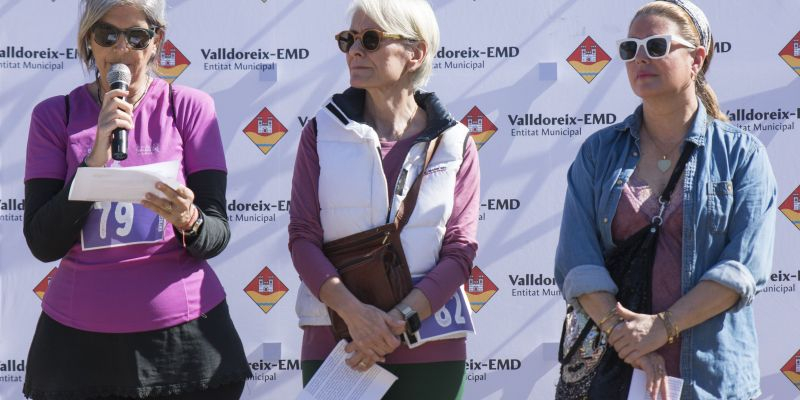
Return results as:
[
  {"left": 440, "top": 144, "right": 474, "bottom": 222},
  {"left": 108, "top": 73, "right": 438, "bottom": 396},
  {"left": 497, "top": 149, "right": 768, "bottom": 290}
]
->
[{"left": 107, "top": 63, "right": 132, "bottom": 86}]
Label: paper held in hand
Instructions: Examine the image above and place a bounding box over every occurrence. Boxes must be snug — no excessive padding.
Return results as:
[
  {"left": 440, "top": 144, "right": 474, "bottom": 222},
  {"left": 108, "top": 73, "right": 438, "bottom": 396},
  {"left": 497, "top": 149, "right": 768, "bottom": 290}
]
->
[
  {"left": 68, "top": 160, "right": 181, "bottom": 203},
  {"left": 297, "top": 340, "right": 397, "bottom": 400},
  {"left": 628, "top": 368, "right": 683, "bottom": 400}
]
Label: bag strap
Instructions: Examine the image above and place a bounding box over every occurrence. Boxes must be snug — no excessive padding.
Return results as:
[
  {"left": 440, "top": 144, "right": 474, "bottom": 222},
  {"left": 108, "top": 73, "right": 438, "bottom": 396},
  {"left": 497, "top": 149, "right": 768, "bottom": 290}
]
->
[
  {"left": 64, "top": 95, "right": 70, "bottom": 126},
  {"left": 558, "top": 307, "right": 596, "bottom": 364},
  {"left": 393, "top": 135, "right": 441, "bottom": 232},
  {"left": 652, "top": 141, "right": 696, "bottom": 226},
  {"left": 658, "top": 141, "right": 696, "bottom": 203},
  {"left": 169, "top": 83, "right": 176, "bottom": 119}
]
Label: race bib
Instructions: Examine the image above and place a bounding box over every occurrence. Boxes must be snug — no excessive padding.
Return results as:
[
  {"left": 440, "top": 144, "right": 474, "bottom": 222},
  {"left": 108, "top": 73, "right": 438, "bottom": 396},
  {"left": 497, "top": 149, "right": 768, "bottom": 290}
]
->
[
  {"left": 406, "top": 288, "right": 475, "bottom": 349},
  {"left": 81, "top": 201, "right": 166, "bottom": 250}
]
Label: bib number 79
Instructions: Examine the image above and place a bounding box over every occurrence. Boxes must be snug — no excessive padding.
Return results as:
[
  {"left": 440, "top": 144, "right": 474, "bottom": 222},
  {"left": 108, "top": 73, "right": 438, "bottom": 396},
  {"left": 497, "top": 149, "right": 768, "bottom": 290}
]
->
[
  {"left": 434, "top": 293, "right": 467, "bottom": 328},
  {"left": 81, "top": 202, "right": 165, "bottom": 250},
  {"left": 95, "top": 201, "right": 134, "bottom": 239}
]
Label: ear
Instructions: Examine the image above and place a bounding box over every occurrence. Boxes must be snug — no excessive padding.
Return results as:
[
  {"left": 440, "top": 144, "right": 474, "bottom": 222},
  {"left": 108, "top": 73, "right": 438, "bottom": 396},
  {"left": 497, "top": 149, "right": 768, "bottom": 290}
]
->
[
  {"left": 153, "top": 27, "right": 164, "bottom": 48},
  {"left": 690, "top": 45, "right": 707, "bottom": 76},
  {"left": 407, "top": 40, "right": 427, "bottom": 73}
]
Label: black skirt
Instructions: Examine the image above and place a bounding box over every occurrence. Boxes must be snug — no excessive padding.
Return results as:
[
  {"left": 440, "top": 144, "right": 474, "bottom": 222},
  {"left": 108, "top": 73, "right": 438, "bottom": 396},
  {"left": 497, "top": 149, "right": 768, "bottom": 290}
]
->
[{"left": 23, "top": 300, "right": 252, "bottom": 400}]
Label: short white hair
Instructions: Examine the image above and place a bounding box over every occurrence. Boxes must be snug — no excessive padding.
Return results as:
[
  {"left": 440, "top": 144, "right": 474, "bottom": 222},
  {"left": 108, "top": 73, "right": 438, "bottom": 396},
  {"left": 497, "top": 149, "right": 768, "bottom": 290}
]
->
[
  {"left": 348, "top": 0, "right": 440, "bottom": 89},
  {"left": 77, "top": 0, "right": 167, "bottom": 72}
]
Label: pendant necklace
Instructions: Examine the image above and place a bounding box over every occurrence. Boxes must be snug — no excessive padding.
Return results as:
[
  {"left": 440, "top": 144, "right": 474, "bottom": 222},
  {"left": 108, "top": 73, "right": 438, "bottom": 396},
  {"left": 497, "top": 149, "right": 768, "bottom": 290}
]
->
[{"left": 642, "top": 125, "right": 683, "bottom": 173}]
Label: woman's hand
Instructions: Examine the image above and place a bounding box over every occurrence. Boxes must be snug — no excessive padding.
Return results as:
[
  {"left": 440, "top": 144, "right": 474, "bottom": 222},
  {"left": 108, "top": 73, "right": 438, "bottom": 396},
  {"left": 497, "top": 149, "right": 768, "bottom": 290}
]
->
[
  {"left": 141, "top": 182, "right": 196, "bottom": 230},
  {"left": 341, "top": 304, "right": 405, "bottom": 371},
  {"left": 607, "top": 303, "right": 668, "bottom": 364},
  {"left": 86, "top": 88, "right": 133, "bottom": 167},
  {"left": 631, "top": 352, "right": 670, "bottom": 400}
]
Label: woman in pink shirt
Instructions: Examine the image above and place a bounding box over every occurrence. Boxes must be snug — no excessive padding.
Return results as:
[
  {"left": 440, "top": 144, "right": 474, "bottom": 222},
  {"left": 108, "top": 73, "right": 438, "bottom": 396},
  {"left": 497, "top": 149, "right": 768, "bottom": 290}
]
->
[
  {"left": 289, "top": 0, "right": 480, "bottom": 398},
  {"left": 22, "top": 1, "right": 250, "bottom": 399}
]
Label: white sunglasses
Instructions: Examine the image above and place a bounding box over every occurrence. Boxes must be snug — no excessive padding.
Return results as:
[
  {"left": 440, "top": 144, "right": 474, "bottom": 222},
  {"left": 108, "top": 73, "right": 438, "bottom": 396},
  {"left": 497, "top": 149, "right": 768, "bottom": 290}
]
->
[{"left": 616, "top": 34, "right": 696, "bottom": 62}]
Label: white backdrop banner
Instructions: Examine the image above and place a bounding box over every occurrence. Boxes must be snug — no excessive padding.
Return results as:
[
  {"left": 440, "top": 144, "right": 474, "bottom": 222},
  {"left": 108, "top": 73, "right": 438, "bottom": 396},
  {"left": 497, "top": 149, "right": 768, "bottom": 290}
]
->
[{"left": 1, "top": 1, "right": 800, "bottom": 399}]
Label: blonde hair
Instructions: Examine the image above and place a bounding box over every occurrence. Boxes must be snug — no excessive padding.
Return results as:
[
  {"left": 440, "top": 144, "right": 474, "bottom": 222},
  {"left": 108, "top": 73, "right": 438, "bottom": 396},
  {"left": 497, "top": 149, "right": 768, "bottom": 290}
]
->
[
  {"left": 633, "top": 2, "right": 728, "bottom": 121},
  {"left": 348, "top": 0, "right": 440, "bottom": 89},
  {"left": 77, "top": 0, "right": 167, "bottom": 73}
]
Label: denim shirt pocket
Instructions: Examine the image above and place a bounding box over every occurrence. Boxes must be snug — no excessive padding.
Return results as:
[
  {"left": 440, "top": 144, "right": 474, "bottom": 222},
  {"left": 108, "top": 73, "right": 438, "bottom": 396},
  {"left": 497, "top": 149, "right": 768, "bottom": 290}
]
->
[{"left": 707, "top": 181, "right": 734, "bottom": 234}]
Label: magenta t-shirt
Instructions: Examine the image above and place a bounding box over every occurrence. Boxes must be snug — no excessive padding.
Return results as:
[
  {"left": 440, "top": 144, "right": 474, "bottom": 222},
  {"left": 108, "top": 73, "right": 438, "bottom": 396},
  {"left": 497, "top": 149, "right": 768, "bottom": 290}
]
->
[{"left": 25, "top": 78, "right": 228, "bottom": 333}]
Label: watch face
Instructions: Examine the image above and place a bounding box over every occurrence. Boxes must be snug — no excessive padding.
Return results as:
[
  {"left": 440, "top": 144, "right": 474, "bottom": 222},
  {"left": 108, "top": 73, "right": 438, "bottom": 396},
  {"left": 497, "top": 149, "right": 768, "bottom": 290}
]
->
[
  {"left": 193, "top": 217, "right": 203, "bottom": 232},
  {"left": 184, "top": 216, "right": 203, "bottom": 236},
  {"left": 407, "top": 313, "right": 421, "bottom": 332}
]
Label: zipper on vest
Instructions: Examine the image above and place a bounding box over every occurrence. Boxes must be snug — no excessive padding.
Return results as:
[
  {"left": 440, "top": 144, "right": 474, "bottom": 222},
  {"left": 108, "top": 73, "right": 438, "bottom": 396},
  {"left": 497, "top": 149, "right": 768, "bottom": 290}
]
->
[
  {"left": 375, "top": 145, "right": 394, "bottom": 224},
  {"left": 395, "top": 168, "right": 408, "bottom": 197}
]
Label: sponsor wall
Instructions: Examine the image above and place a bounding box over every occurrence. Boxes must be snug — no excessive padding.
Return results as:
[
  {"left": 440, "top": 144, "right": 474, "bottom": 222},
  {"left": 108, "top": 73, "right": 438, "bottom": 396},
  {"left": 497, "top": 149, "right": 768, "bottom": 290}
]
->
[{"left": 1, "top": 0, "right": 800, "bottom": 398}]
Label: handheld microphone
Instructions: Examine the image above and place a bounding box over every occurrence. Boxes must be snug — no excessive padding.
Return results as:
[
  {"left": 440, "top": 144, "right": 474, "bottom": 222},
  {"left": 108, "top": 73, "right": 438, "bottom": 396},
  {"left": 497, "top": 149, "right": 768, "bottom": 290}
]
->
[{"left": 107, "top": 64, "right": 132, "bottom": 161}]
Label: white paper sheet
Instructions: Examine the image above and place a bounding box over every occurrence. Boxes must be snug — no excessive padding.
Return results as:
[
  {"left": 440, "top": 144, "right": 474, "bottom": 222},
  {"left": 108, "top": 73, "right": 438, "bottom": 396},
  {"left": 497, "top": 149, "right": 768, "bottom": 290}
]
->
[
  {"left": 68, "top": 160, "right": 181, "bottom": 203},
  {"left": 297, "top": 340, "right": 397, "bottom": 400},
  {"left": 628, "top": 368, "right": 683, "bottom": 400}
]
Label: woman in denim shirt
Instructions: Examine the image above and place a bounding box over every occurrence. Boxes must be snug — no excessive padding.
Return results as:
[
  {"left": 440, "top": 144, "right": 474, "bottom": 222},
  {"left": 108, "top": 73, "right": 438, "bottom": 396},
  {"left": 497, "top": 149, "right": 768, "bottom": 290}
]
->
[{"left": 554, "top": 1, "right": 777, "bottom": 399}]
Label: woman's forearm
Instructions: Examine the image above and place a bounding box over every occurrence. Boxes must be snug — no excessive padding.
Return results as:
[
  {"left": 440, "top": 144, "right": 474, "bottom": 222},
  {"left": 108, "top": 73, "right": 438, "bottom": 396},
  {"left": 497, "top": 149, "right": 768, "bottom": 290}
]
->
[
  {"left": 578, "top": 291, "right": 618, "bottom": 325},
  {"left": 668, "top": 280, "right": 739, "bottom": 333}
]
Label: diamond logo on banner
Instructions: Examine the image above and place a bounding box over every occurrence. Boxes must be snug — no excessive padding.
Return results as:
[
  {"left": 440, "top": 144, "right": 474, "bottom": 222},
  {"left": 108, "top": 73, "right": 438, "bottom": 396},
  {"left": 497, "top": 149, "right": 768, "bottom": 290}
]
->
[
  {"left": 779, "top": 31, "right": 800, "bottom": 77},
  {"left": 460, "top": 106, "right": 498, "bottom": 150},
  {"left": 244, "top": 266, "right": 289, "bottom": 314},
  {"left": 155, "top": 40, "right": 191, "bottom": 83},
  {"left": 243, "top": 108, "right": 288, "bottom": 155},
  {"left": 32, "top": 267, "right": 58, "bottom": 301},
  {"left": 567, "top": 36, "right": 611, "bottom": 83},
  {"left": 465, "top": 266, "right": 498, "bottom": 313},
  {"left": 779, "top": 185, "right": 800, "bottom": 231},
  {"left": 780, "top": 349, "right": 800, "bottom": 392}
]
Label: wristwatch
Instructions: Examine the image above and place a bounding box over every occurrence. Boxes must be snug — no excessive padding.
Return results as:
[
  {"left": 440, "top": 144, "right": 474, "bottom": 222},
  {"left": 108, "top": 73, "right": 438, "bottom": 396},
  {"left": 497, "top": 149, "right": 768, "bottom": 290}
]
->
[
  {"left": 180, "top": 208, "right": 204, "bottom": 237},
  {"left": 396, "top": 304, "right": 421, "bottom": 344}
]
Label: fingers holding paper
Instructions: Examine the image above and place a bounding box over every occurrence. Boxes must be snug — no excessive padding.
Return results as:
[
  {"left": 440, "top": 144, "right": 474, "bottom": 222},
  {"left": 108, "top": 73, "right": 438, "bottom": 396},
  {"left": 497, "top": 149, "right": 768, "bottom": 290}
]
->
[
  {"left": 344, "top": 345, "right": 384, "bottom": 372},
  {"left": 632, "top": 353, "right": 670, "bottom": 400},
  {"left": 142, "top": 182, "right": 195, "bottom": 229}
]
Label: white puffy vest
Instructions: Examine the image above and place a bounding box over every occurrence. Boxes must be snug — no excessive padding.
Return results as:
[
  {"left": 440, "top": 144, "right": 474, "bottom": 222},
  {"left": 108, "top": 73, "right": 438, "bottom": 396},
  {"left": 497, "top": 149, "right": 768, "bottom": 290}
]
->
[{"left": 295, "top": 100, "right": 469, "bottom": 326}]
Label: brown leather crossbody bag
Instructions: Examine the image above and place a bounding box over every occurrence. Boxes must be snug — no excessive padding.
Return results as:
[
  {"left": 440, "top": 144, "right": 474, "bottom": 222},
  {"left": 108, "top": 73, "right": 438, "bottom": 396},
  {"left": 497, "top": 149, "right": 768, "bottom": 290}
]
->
[{"left": 322, "top": 136, "right": 441, "bottom": 341}]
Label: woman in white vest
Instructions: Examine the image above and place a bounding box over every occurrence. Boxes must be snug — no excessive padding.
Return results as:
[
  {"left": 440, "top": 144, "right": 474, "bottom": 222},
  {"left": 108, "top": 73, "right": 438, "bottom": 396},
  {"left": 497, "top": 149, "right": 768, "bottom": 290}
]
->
[{"left": 288, "top": 0, "right": 480, "bottom": 398}]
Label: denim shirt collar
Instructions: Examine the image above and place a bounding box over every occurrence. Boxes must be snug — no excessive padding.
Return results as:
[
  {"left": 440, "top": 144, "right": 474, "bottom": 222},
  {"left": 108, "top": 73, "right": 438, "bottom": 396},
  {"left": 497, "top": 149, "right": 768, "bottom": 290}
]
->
[{"left": 615, "top": 98, "right": 710, "bottom": 147}]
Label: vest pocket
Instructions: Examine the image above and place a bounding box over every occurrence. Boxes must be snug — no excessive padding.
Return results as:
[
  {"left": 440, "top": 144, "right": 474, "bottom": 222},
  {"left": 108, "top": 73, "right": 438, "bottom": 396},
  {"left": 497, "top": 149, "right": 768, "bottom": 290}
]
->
[{"left": 707, "top": 181, "right": 734, "bottom": 234}]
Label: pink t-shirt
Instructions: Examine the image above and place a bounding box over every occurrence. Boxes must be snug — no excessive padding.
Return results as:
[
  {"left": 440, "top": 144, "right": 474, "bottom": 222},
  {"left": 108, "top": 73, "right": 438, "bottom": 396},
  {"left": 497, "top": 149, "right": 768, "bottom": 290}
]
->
[{"left": 25, "top": 78, "right": 228, "bottom": 333}]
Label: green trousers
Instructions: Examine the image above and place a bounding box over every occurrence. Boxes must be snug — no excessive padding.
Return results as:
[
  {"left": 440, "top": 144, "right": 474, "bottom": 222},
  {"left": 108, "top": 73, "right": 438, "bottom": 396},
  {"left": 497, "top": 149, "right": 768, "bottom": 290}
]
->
[{"left": 302, "top": 360, "right": 465, "bottom": 400}]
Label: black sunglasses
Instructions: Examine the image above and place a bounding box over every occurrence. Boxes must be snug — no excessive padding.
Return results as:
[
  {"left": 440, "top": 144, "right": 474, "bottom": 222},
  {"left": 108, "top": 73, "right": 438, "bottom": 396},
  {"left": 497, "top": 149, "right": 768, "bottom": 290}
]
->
[
  {"left": 334, "top": 29, "right": 409, "bottom": 53},
  {"left": 91, "top": 22, "right": 157, "bottom": 50}
]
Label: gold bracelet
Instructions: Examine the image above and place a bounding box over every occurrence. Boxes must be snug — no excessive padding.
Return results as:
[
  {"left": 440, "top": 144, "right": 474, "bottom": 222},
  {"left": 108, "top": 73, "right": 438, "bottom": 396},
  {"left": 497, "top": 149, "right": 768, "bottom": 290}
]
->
[
  {"left": 603, "top": 318, "right": 624, "bottom": 336},
  {"left": 665, "top": 310, "right": 680, "bottom": 339},
  {"left": 658, "top": 311, "right": 680, "bottom": 344},
  {"left": 597, "top": 306, "right": 618, "bottom": 327}
]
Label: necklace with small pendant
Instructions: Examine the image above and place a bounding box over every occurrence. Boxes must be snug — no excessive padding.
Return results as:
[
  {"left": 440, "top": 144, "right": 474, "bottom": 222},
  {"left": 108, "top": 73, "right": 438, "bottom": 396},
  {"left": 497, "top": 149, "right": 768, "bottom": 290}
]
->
[{"left": 642, "top": 125, "right": 683, "bottom": 173}]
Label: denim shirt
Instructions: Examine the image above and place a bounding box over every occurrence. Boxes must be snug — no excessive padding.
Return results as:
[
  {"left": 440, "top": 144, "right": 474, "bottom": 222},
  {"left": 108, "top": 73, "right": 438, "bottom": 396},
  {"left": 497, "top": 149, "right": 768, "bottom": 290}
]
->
[{"left": 554, "top": 100, "right": 777, "bottom": 400}]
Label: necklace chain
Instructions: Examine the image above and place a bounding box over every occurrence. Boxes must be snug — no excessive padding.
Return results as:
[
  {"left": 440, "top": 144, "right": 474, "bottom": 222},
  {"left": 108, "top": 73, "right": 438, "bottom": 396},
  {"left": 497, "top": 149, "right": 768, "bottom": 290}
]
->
[{"left": 642, "top": 125, "right": 682, "bottom": 160}]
